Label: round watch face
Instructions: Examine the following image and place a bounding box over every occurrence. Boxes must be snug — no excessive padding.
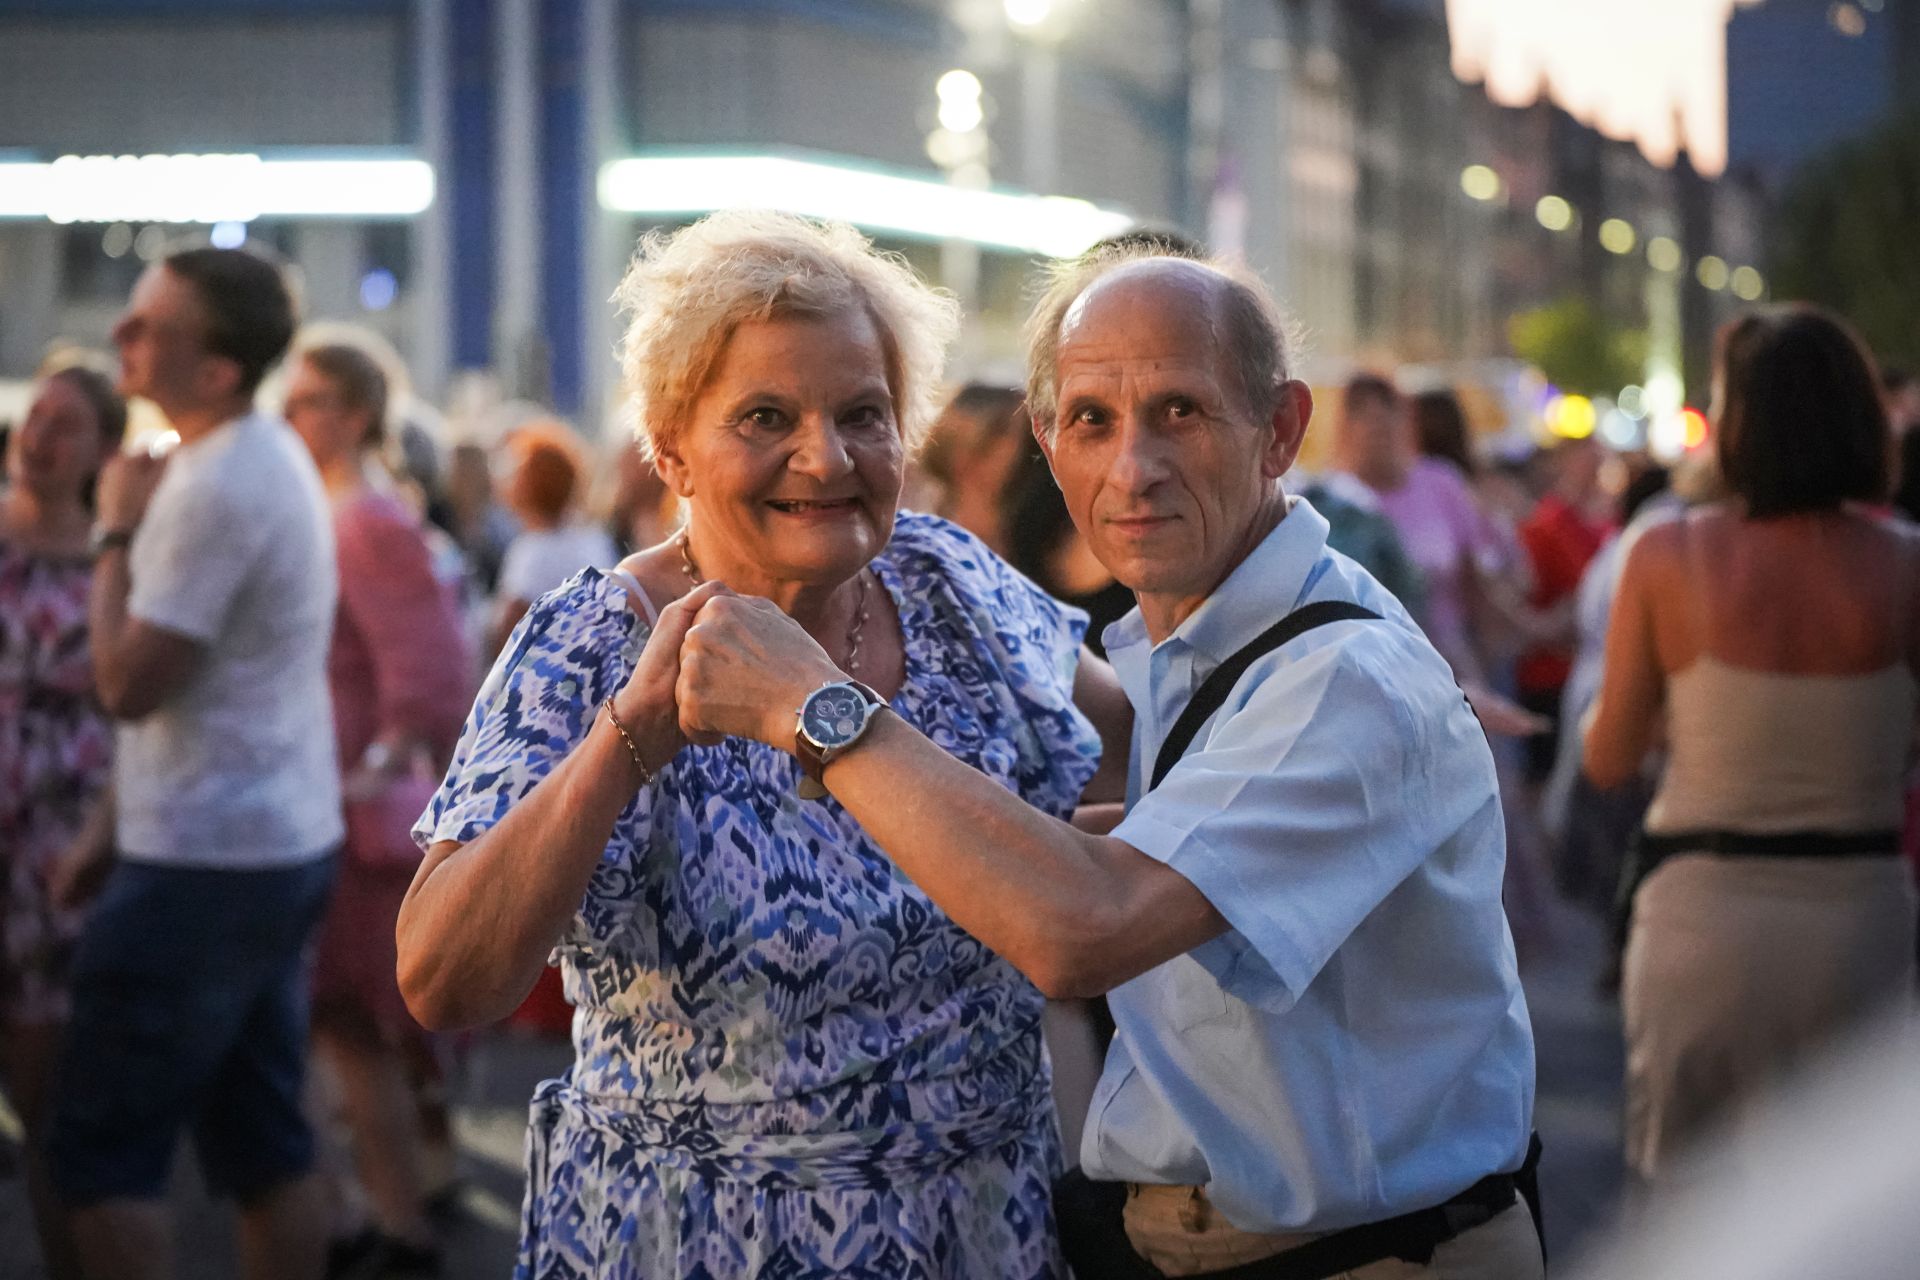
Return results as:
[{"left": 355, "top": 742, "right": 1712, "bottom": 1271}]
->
[{"left": 801, "top": 685, "right": 870, "bottom": 748}]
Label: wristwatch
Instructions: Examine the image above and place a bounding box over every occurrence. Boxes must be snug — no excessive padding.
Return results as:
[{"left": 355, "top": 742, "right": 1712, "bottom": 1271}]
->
[
  {"left": 793, "top": 680, "right": 887, "bottom": 799},
  {"left": 87, "top": 525, "right": 136, "bottom": 559}
]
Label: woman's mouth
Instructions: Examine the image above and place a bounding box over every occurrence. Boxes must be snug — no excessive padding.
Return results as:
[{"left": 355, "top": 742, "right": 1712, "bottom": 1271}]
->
[{"left": 768, "top": 498, "right": 858, "bottom": 515}]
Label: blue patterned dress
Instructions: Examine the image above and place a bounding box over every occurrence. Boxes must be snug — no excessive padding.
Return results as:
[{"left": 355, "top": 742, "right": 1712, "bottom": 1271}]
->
[{"left": 418, "top": 514, "right": 1101, "bottom": 1279}]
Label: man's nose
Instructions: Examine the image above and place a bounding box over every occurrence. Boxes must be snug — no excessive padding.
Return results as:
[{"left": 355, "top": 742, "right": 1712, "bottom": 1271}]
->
[{"left": 1110, "top": 419, "right": 1171, "bottom": 494}]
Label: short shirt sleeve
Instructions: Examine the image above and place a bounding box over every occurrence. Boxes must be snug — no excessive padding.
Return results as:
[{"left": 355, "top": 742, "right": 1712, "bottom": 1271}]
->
[
  {"left": 128, "top": 467, "right": 264, "bottom": 643},
  {"left": 1112, "top": 625, "right": 1497, "bottom": 1012},
  {"left": 415, "top": 571, "right": 646, "bottom": 850},
  {"left": 883, "top": 513, "right": 1102, "bottom": 819}
]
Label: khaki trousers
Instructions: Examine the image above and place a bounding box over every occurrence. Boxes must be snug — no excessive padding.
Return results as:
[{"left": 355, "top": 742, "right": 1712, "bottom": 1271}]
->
[{"left": 1123, "top": 1184, "right": 1543, "bottom": 1280}]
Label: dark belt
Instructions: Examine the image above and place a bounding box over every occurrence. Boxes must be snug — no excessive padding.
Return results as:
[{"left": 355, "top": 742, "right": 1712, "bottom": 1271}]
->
[
  {"left": 1181, "top": 1164, "right": 1531, "bottom": 1280},
  {"left": 1636, "top": 828, "right": 1900, "bottom": 861}
]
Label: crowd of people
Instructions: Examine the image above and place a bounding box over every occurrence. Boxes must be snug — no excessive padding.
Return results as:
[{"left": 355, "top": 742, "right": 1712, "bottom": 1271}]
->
[{"left": 0, "top": 212, "right": 1914, "bottom": 1280}]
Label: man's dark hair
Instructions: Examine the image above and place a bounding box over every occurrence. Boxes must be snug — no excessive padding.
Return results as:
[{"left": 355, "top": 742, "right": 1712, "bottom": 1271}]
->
[
  {"left": 1342, "top": 371, "right": 1400, "bottom": 418},
  {"left": 163, "top": 247, "right": 297, "bottom": 397},
  {"left": 1714, "top": 305, "right": 1890, "bottom": 518},
  {"left": 1412, "top": 388, "right": 1474, "bottom": 476}
]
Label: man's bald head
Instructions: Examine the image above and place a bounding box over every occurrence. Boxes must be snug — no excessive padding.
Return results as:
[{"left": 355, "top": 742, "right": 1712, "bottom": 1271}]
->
[{"left": 1025, "top": 247, "right": 1295, "bottom": 441}]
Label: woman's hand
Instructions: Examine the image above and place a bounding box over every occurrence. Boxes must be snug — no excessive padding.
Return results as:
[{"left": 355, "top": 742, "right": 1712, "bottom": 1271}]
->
[
  {"left": 677, "top": 590, "right": 843, "bottom": 749},
  {"left": 612, "top": 580, "right": 730, "bottom": 770}
]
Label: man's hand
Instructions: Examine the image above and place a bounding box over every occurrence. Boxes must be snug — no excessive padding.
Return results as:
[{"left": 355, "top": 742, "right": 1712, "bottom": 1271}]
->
[
  {"left": 1460, "top": 681, "right": 1552, "bottom": 738},
  {"left": 677, "top": 591, "right": 843, "bottom": 749},
  {"left": 96, "top": 451, "right": 168, "bottom": 532},
  {"left": 47, "top": 832, "right": 114, "bottom": 911}
]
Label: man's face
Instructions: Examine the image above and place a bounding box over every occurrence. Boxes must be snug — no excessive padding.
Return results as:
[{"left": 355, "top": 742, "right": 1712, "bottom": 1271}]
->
[
  {"left": 1337, "top": 391, "right": 1408, "bottom": 479},
  {"left": 111, "top": 265, "right": 223, "bottom": 409},
  {"left": 1036, "top": 264, "right": 1305, "bottom": 609}
]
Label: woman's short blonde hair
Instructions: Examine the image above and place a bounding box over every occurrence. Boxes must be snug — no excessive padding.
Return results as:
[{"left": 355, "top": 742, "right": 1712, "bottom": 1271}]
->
[{"left": 614, "top": 210, "right": 961, "bottom": 459}]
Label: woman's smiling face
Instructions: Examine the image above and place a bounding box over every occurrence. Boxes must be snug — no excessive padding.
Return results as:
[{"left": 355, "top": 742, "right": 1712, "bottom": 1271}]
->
[{"left": 657, "top": 307, "right": 905, "bottom": 589}]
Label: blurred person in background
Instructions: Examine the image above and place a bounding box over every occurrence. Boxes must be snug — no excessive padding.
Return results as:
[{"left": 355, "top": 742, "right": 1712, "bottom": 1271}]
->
[
  {"left": 0, "top": 362, "right": 126, "bottom": 1280},
  {"left": 1339, "top": 375, "right": 1508, "bottom": 687},
  {"left": 600, "top": 433, "right": 678, "bottom": 556},
  {"left": 1343, "top": 378, "right": 1554, "bottom": 947},
  {"left": 284, "top": 341, "right": 473, "bottom": 1278},
  {"left": 438, "top": 440, "right": 516, "bottom": 597},
  {"left": 1883, "top": 366, "right": 1918, "bottom": 437},
  {"left": 1585, "top": 306, "right": 1917, "bottom": 1192},
  {"left": 1514, "top": 436, "right": 1609, "bottom": 787},
  {"left": 50, "top": 246, "right": 339, "bottom": 1280},
  {"left": 397, "top": 211, "right": 1127, "bottom": 1278},
  {"left": 488, "top": 420, "right": 617, "bottom": 655},
  {"left": 1538, "top": 462, "right": 1675, "bottom": 917},
  {"left": 922, "top": 383, "right": 1134, "bottom": 656}
]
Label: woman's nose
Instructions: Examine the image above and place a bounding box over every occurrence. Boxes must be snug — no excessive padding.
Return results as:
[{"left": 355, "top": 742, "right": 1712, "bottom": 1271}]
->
[{"left": 789, "top": 417, "right": 854, "bottom": 479}]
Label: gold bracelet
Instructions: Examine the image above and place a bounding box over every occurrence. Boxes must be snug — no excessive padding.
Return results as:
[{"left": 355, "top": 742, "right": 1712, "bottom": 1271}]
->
[{"left": 602, "top": 697, "right": 655, "bottom": 784}]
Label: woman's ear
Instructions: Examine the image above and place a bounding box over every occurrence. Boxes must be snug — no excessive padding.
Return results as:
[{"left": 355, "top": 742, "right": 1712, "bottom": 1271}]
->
[{"left": 654, "top": 437, "right": 694, "bottom": 500}]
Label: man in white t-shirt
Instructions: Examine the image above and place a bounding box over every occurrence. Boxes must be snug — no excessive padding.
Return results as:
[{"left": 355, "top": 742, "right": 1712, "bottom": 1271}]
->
[{"left": 48, "top": 247, "right": 340, "bottom": 1280}]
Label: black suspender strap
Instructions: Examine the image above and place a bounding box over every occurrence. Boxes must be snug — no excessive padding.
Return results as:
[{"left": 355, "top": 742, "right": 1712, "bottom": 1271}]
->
[{"left": 1149, "top": 600, "right": 1382, "bottom": 792}]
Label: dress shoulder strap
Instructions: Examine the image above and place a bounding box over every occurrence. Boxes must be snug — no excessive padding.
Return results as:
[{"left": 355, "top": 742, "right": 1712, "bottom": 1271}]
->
[{"left": 605, "top": 567, "right": 660, "bottom": 628}]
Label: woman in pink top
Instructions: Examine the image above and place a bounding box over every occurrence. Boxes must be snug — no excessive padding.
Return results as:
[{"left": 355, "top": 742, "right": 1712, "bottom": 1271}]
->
[{"left": 285, "top": 342, "right": 472, "bottom": 1274}]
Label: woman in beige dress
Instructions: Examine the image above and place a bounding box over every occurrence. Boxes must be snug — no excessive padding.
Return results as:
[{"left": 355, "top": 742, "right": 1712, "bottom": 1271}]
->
[{"left": 1585, "top": 305, "right": 1918, "bottom": 1185}]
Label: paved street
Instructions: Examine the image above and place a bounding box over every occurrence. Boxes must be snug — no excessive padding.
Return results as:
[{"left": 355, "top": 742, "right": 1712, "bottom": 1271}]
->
[{"left": 1, "top": 900, "right": 1623, "bottom": 1278}]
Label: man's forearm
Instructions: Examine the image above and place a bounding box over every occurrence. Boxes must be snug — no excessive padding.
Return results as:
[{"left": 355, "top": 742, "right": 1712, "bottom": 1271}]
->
[
  {"left": 822, "top": 715, "right": 1224, "bottom": 997},
  {"left": 88, "top": 548, "right": 137, "bottom": 714}
]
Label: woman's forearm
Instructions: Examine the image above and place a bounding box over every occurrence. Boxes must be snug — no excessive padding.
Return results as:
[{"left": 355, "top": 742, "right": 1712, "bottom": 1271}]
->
[{"left": 397, "top": 709, "right": 661, "bottom": 1029}]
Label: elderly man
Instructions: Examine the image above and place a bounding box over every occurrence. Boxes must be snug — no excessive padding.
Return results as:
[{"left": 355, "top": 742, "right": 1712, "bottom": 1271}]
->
[{"left": 674, "top": 249, "right": 1539, "bottom": 1279}]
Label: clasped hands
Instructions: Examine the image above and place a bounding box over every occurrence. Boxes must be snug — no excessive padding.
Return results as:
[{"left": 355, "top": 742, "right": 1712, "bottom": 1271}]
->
[{"left": 611, "top": 581, "right": 852, "bottom": 772}]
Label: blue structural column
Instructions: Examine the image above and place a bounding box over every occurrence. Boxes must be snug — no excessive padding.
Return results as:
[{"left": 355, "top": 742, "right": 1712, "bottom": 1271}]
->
[
  {"left": 448, "top": 0, "right": 498, "bottom": 375},
  {"left": 539, "top": 0, "right": 588, "bottom": 417}
]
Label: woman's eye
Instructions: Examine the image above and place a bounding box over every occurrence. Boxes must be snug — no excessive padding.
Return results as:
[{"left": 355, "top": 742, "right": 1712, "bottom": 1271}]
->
[
  {"left": 1167, "top": 398, "right": 1198, "bottom": 419},
  {"left": 743, "top": 407, "right": 785, "bottom": 430},
  {"left": 844, "top": 405, "right": 887, "bottom": 430}
]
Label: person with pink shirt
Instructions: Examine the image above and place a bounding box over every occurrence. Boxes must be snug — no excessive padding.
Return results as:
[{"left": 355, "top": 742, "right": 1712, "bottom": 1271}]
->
[{"left": 284, "top": 341, "right": 472, "bottom": 1278}]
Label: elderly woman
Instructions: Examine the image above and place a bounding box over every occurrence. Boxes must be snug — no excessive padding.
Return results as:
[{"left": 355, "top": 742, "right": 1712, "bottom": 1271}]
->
[{"left": 397, "top": 211, "right": 1126, "bottom": 1278}]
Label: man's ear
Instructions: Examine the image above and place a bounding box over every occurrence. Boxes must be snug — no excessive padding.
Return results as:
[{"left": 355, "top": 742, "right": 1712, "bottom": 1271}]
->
[
  {"left": 1030, "top": 404, "right": 1057, "bottom": 471},
  {"left": 1264, "top": 380, "right": 1313, "bottom": 480},
  {"left": 200, "top": 352, "right": 247, "bottom": 406}
]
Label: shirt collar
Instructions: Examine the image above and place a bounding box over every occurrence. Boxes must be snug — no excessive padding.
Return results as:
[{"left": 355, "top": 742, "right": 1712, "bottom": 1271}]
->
[{"left": 1101, "top": 495, "right": 1333, "bottom": 668}]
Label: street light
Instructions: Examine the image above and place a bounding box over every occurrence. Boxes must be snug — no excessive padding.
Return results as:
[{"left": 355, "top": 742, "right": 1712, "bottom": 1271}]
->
[
  {"left": 1535, "top": 195, "right": 1573, "bottom": 232},
  {"left": 936, "top": 70, "right": 986, "bottom": 135}
]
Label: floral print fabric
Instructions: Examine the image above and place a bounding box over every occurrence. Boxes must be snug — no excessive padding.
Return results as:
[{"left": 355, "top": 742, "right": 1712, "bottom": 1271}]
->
[
  {"left": 419, "top": 514, "right": 1101, "bottom": 1278},
  {"left": 0, "top": 542, "right": 110, "bottom": 1025}
]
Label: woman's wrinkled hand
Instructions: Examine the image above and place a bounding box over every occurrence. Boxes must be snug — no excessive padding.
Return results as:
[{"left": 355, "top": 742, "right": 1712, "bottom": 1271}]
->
[{"left": 677, "top": 591, "right": 843, "bottom": 750}]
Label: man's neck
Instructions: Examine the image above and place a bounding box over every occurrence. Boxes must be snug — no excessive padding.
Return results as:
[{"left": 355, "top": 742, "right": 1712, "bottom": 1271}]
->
[
  {"left": 164, "top": 397, "right": 252, "bottom": 443},
  {"left": 1138, "top": 491, "right": 1290, "bottom": 645}
]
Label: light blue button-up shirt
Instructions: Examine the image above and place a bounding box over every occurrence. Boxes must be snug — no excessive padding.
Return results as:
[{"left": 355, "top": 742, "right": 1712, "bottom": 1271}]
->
[{"left": 1086, "top": 497, "right": 1536, "bottom": 1233}]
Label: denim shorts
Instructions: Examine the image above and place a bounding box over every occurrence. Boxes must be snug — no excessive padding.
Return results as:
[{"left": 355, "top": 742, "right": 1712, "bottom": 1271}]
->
[{"left": 47, "top": 853, "right": 337, "bottom": 1206}]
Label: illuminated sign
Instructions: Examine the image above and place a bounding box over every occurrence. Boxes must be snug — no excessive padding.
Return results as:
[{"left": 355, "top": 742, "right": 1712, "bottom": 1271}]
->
[
  {"left": 598, "top": 152, "right": 1134, "bottom": 259},
  {"left": 0, "top": 154, "right": 435, "bottom": 223}
]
